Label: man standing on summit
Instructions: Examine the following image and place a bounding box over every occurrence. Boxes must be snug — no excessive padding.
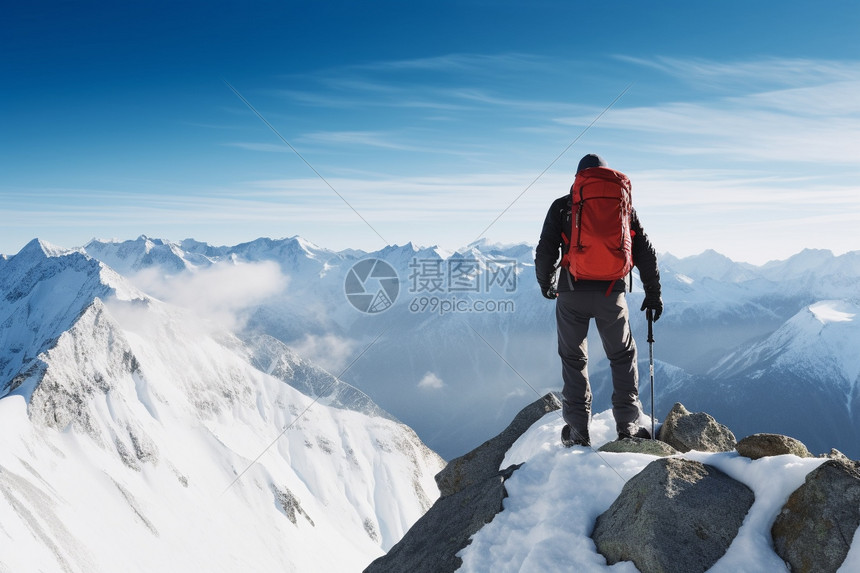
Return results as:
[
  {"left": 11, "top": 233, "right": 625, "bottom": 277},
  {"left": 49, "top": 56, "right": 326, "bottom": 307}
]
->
[{"left": 535, "top": 153, "right": 662, "bottom": 447}]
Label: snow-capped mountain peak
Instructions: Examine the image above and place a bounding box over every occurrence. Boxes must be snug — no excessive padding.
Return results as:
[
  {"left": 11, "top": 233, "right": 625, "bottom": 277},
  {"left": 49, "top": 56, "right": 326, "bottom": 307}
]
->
[
  {"left": 761, "top": 247, "right": 835, "bottom": 276},
  {"left": 702, "top": 298, "right": 860, "bottom": 449},
  {"left": 660, "top": 249, "right": 760, "bottom": 283},
  {"left": 22, "top": 237, "right": 78, "bottom": 258},
  {"left": 0, "top": 240, "right": 140, "bottom": 397},
  {"left": 85, "top": 235, "right": 196, "bottom": 274}
]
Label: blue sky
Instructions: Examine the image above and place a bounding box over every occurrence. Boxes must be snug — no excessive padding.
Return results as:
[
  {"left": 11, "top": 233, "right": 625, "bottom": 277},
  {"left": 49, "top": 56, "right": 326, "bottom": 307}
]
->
[{"left": 3, "top": 1, "right": 860, "bottom": 263}]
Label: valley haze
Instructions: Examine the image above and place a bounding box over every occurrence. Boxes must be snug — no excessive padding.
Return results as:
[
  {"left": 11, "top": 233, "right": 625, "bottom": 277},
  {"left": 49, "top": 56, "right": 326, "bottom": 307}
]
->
[{"left": 3, "top": 235, "right": 858, "bottom": 462}]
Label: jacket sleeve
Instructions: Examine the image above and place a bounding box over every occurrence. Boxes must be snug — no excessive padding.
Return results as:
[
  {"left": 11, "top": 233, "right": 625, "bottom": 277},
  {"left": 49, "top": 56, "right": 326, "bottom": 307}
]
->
[
  {"left": 631, "top": 209, "right": 661, "bottom": 293},
  {"left": 534, "top": 197, "right": 566, "bottom": 290}
]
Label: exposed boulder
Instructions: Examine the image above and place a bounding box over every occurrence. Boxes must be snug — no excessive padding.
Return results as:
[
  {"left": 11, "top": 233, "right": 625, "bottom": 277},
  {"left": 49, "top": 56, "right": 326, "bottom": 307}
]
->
[
  {"left": 365, "top": 394, "right": 562, "bottom": 573},
  {"left": 592, "top": 457, "right": 754, "bottom": 573},
  {"left": 772, "top": 459, "right": 860, "bottom": 573},
  {"left": 657, "top": 402, "right": 736, "bottom": 453},
  {"left": 825, "top": 448, "right": 852, "bottom": 462},
  {"left": 598, "top": 436, "right": 679, "bottom": 457},
  {"left": 736, "top": 433, "right": 812, "bottom": 459},
  {"left": 364, "top": 463, "right": 521, "bottom": 573},
  {"left": 435, "top": 392, "right": 560, "bottom": 497}
]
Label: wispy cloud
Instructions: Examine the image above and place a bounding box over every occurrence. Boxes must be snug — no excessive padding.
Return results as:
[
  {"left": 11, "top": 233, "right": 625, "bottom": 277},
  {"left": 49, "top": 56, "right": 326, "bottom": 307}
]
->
[
  {"left": 289, "top": 333, "right": 359, "bottom": 374},
  {"left": 582, "top": 57, "right": 860, "bottom": 165},
  {"left": 269, "top": 52, "right": 590, "bottom": 118},
  {"left": 617, "top": 56, "right": 860, "bottom": 90},
  {"left": 345, "top": 52, "right": 556, "bottom": 76},
  {"left": 226, "top": 142, "right": 291, "bottom": 153},
  {"left": 629, "top": 166, "right": 860, "bottom": 263},
  {"left": 593, "top": 104, "right": 860, "bottom": 164},
  {"left": 634, "top": 169, "right": 860, "bottom": 209},
  {"left": 301, "top": 130, "right": 427, "bottom": 152}
]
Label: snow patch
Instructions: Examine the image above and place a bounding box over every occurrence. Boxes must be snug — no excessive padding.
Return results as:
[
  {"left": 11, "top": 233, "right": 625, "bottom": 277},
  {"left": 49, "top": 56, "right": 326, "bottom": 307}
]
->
[{"left": 809, "top": 300, "right": 855, "bottom": 324}]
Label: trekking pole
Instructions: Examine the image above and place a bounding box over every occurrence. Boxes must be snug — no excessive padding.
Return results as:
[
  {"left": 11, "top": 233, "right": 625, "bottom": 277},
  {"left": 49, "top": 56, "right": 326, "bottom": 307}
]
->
[{"left": 646, "top": 309, "right": 655, "bottom": 440}]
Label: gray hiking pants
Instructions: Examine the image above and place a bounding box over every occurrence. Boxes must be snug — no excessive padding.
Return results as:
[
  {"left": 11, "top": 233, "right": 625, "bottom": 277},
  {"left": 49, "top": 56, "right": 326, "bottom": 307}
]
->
[{"left": 556, "top": 290, "right": 641, "bottom": 437}]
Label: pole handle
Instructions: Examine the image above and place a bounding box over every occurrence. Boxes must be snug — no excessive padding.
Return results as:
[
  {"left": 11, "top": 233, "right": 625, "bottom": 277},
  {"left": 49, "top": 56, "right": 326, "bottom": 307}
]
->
[{"left": 646, "top": 308, "right": 655, "bottom": 343}]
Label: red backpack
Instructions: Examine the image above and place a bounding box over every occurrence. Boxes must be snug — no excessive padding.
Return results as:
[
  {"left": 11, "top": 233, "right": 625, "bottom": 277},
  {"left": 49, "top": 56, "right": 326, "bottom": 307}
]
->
[{"left": 560, "top": 166, "right": 634, "bottom": 282}]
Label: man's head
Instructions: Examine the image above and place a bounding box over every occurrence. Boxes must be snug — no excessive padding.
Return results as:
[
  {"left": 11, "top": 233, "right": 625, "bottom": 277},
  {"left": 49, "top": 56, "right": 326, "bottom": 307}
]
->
[{"left": 576, "top": 153, "right": 607, "bottom": 173}]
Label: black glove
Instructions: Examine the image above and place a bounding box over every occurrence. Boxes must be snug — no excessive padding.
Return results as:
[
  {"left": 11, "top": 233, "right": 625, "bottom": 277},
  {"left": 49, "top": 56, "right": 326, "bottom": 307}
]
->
[
  {"left": 540, "top": 284, "right": 558, "bottom": 300},
  {"left": 640, "top": 290, "right": 663, "bottom": 321}
]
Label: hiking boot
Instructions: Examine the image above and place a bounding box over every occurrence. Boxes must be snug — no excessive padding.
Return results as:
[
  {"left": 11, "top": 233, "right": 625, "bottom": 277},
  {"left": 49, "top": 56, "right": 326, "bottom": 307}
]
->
[
  {"left": 618, "top": 426, "right": 651, "bottom": 441},
  {"left": 561, "top": 424, "right": 590, "bottom": 447}
]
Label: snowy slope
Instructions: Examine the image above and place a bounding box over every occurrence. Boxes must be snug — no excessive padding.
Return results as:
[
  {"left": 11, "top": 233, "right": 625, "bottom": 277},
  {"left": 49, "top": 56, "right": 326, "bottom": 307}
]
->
[
  {"left": 672, "top": 299, "right": 860, "bottom": 457},
  {"left": 711, "top": 300, "right": 860, "bottom": 386},
  {"left": 457, "top": 409, "right": 860, "bottom": 573},
  {"left": 0, "top": 244, "right": 444, "bottom": 572}
]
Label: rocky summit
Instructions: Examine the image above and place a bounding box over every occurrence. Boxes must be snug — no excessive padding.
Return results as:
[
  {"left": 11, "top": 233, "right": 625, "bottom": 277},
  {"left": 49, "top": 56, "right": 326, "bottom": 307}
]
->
[{"left": 368, "top": 397, "right": 860, "bottom": 573}]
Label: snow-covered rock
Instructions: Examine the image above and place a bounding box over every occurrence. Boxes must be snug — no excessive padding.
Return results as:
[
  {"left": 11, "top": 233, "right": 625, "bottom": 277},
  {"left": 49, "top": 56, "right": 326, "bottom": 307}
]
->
[
  {"left": 772, "top": 459, "right": 860, "bottom": 573},
  {"left": 592, "top": 457, "right": 754, "bottom": 573}
]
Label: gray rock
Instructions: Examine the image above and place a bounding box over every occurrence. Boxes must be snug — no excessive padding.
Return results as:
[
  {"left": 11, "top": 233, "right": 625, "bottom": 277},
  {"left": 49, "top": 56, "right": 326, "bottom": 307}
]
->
[
  {"left": 736, "top": 433, "right": 812, "bottom": 460},
  {"left": 364, "top": 464, "right": 521, "bottom": 573},
  {"left": 823, "top": 448, "right": 851, "bottom": 462},
  {"left": 598, "top": 437, "right": 679, "bottom": 457},
  {"left": 772, "top": 459, "right": 860, "bottom": 573},
  {"left": 367, "top": 394, "right": 558, "bottom": 572},
  {"left": 592, "top": 457, "right": 754, "bottom": 573},
  {"left": 435, "top": 392, "right": 560, "bottom": 497},
  {"left": 657, "top": 403, "right": 736, "bottom": 453}
]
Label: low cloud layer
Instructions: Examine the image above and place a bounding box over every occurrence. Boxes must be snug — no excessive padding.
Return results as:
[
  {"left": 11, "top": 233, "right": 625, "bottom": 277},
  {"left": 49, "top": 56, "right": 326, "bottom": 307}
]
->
[
  {"left": 288, "top": 333, "right": 359, "bottom": 376},
  {"left": 130, "top": 261, "right": 288, "bottom": 331}
]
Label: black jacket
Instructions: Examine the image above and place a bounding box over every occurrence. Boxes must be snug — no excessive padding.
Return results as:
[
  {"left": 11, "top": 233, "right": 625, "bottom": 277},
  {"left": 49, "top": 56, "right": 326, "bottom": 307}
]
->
[{"left": 535, "top": 194, "right": 661, "bottom": 294}]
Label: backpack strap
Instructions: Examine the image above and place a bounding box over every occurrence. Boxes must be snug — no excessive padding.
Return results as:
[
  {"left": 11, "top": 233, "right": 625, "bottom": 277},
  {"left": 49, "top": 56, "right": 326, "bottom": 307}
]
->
[
  {"left": 574, "top": 194, "right": 585, "bottom": 251},
  {"left": 560, "top": 198, "right": 572, "bottom": 270}
]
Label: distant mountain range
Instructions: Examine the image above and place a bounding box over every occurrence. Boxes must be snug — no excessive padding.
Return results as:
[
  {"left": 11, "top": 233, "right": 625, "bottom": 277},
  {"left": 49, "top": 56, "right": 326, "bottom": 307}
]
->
[{"left": 5, "top": 235, "right": 859, "bottom": 463}]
